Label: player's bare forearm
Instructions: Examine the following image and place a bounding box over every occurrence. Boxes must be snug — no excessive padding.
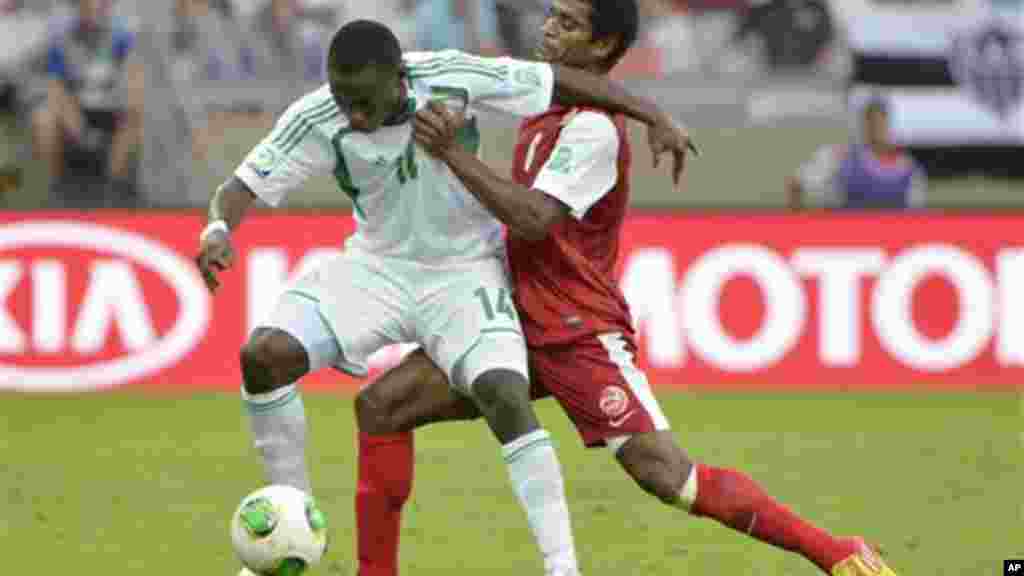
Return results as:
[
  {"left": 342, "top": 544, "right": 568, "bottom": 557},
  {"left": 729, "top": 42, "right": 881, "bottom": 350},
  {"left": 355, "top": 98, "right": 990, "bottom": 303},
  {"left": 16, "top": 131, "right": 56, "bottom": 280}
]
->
[
  {"left": 441, "top": 146, "right": 565, "bottom": 241},
  {"left": 209, "top": 176, "right": 257, "bottom": 230},
  {"left": 550, "top": 64, "right": 665, "bottom": 127}
]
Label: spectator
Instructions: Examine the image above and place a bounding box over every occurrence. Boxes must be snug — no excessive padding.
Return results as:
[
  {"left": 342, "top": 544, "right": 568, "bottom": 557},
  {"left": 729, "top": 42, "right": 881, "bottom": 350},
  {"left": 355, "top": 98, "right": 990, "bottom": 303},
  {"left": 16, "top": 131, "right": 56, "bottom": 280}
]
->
[
  {"left": 129, "top": 0, "right": 247, "bottom": 207},
  {"left": 342, "top": 0, "right": 416, "bottom": 49},
  {"left": 415, "top": 0, "right": 500, "bottom": 55},
  {"left": 494, "top": 0, "right": 546, "bottom": 59},
  {"left": 241, "top": 0, "right": 329, "bottom": 116},
  {"left": 788, "top": 97, "right": 927, "bottom": 210},
  {"left": 733, "top": 0, "right": 834, "bottom": 73},
  {"left": 33, "top": 0, "right": 140, "bottom": 208},
  {"left": 0, "top": 1, "right": 52, "bottom": 203}
]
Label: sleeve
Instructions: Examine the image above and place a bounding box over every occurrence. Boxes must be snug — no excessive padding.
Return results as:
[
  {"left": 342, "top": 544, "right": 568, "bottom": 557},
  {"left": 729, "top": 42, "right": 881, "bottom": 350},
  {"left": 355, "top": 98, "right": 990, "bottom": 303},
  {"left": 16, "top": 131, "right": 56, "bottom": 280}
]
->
[
  {"left": 796, "top": 144, "right": 843, "bottom": 207},
  {"left": 405, "top": 50, "right": 554, "bottom": 118},
  {"left": 234, "top": 101, "right": 336, "bottom": 207},
  {"left": 46, "top": 40, "right": 67, "bottom": 80},
  {"left": 531, "top": 111, "right": 620, "bottom": 220}
]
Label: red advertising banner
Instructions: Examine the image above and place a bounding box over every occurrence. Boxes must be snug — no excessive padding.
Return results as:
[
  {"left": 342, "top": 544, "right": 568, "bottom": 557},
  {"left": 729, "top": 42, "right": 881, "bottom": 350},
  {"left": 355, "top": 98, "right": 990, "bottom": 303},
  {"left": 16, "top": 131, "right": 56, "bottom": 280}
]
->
[{"left": 0, "top": 211, "right": 1020, "bottom": 393}]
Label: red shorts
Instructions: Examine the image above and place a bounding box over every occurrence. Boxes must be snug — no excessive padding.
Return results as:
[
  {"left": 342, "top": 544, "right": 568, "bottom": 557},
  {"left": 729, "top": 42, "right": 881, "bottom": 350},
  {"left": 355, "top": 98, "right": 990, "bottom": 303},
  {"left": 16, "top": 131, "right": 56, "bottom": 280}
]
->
[{"left": 528, "top": 332, "right": 670, "bottom": 448}]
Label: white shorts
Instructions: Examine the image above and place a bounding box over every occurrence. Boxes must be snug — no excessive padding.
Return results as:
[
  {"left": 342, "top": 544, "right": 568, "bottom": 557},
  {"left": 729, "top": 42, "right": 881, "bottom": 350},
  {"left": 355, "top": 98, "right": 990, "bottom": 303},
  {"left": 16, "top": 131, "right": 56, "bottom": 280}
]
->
[{"left": 256, "top": 250, "right": 528, "bottom": 394}]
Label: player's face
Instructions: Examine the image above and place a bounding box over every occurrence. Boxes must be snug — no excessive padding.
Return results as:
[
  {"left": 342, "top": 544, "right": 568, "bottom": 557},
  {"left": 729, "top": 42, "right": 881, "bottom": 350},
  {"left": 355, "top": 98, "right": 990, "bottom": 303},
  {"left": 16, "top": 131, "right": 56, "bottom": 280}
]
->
[
  {"left": 330, "top": 65, "right": 404, "bottom": 133},
  {"left": 537, "top": 0, "right": 614, "bottom": 71}
]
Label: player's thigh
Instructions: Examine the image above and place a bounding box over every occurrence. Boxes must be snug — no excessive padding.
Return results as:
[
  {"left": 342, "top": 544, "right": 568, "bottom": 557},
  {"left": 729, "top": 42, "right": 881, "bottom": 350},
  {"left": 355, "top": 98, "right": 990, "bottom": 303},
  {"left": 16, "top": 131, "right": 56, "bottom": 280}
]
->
[
  {"left": 270, "top": 253, "right": 412, "bottom": 378},
  {"left": 416, "top": 260, "right": 529, "bottom": 395},
  {"left": 356, "top": 349, "right": 480, "bottom": 434},
  {"left": 254, "top": 288, "right": 336, "bottom": 377},
  {"left": 531, "top": 332, "right": 671, "bottom": 451}
]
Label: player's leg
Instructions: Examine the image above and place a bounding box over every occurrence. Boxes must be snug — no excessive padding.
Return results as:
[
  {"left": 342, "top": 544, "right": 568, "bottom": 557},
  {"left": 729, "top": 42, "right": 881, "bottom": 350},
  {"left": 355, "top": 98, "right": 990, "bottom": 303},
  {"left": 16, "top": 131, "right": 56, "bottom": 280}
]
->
[
  {"left": 548, "top": 332, "right": 894, "bottom": 575},
  {"left": 243, "top": 254, "right": 410, "bottom": 496},
  {"left": 239, "top": 294, "right": 335, "bottom": 495},
  {"left": 420, "top": 265, "right": 580, "bottom": 576},
  {"left": 616, "top": 433, "right": 895, "bottom": 575},
  {"left": 355, "top": 348, "right": 481, "bottom": 435},
  {"left": 461, "top": 343, "right": 580, "bottom": 576},
  {"left": 615, "top": 432, "right": 874, "bottom": 574},
  {"left": 353, "top": 350, "right": 479, "bottom": 576}
]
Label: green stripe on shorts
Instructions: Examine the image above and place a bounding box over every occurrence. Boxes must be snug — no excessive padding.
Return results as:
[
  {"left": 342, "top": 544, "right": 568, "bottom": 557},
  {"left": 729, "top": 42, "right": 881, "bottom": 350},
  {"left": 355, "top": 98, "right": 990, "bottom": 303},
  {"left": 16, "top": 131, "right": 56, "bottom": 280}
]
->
[{"left": 450, "top": 328, "right": 524, "bottom": 390}]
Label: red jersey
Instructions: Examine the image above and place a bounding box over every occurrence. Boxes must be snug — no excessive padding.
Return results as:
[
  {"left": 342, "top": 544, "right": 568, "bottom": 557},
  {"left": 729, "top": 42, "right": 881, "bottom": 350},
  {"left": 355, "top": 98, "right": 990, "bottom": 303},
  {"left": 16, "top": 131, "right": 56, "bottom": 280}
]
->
[{"left": 506, "top": 105, "right": 634, "bottom": 346}]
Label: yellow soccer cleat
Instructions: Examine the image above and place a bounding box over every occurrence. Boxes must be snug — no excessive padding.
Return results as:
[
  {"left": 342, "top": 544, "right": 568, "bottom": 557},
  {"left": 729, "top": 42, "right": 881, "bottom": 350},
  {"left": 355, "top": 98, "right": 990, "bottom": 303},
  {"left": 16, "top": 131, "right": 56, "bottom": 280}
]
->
[{"left": 831, "top": 537, "right": 900, "bottom": 576}]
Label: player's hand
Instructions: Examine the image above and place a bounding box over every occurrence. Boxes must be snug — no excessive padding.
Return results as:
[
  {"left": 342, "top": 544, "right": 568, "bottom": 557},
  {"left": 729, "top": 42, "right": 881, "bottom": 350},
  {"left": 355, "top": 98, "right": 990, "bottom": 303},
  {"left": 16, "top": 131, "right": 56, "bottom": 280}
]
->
[
  {"left": 647, "top": 114, "right": 698, "bottom": 187},
  {"left": 414, "top": 101, "right": 464, "bottom": 158},
  {"left": 195, "top": 228, "right": 235, "bottom": 293}
]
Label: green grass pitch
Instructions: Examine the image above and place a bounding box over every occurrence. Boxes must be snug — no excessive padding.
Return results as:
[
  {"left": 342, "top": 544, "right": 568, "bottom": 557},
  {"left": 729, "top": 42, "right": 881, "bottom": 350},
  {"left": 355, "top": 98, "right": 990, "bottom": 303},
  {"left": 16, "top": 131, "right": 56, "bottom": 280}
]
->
[{"left": 3, "top": 390, "right": 1020, "bottom": 575}]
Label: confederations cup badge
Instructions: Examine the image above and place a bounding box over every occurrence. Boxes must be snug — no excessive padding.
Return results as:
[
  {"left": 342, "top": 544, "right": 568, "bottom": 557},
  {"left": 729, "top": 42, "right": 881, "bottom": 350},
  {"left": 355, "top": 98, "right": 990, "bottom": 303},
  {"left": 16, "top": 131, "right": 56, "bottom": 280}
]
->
[{"left": 949, "top": 20, "right": 1024, "bottom": 121}]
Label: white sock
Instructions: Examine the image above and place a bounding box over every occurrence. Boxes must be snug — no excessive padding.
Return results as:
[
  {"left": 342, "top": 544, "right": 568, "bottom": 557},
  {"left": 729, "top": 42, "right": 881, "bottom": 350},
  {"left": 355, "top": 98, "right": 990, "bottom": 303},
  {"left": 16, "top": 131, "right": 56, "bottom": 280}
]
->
[
  {"left": 242, "top": 384, "right": 311, "bottom": 494},
  {"left": 502, "top": 429, "right": 579, "bottom": 575},
  {"left": 674, "top": 463, "right": 699, "bottom": 512}
]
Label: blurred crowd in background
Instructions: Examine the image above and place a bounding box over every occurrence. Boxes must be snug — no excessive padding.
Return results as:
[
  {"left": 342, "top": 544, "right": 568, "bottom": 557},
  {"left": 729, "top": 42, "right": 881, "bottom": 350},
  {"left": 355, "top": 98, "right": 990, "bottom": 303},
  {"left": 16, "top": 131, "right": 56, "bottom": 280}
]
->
[{"left": 0, "top": 0, "right": 1020, "bottom": 210}]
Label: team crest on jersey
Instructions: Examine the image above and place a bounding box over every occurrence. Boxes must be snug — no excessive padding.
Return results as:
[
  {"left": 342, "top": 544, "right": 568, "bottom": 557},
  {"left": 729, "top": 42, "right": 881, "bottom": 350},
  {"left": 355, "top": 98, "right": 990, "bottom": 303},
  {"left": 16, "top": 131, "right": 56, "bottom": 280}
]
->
[
  {"left": 949, "top": 20, "right": 1024, "bottom": 120},
  {"left": 248, "top": 148, "right": 280, "bottom": 178},
  {"left": 598, "top": 386, "right": 630, "bottom": 418}
]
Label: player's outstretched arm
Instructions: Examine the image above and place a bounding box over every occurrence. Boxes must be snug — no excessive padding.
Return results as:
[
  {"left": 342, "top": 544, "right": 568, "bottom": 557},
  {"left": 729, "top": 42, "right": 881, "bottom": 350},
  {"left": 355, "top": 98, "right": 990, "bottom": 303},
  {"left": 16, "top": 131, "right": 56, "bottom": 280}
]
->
[
  {"left": 196, "top": 177, "right": 257, "bottom": 292},
  {"left": 550, "top": 64, "right": 664, "bottom": 126},
  {"left": 414, "top": 51, "right": 695, "bottom": 184},
  {"left": 415, "top": 103, "right": 566, "bottom": 241},
  {"left": 550, "top": 64, "right": 697, "bottom": 185}
]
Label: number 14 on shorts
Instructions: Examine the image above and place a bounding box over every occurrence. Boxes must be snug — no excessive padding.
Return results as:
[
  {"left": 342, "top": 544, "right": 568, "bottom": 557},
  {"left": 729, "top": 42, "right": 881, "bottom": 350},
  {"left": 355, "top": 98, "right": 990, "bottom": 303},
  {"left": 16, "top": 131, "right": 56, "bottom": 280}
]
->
[{"left": 474, "top": 287, "right": 517, "bottom": 322}]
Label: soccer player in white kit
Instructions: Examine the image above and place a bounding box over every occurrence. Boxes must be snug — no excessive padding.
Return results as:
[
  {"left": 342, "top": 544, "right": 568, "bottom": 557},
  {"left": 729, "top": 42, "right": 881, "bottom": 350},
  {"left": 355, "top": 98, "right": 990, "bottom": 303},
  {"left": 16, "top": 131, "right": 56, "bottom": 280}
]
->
[{"left": 194, "top": 20, "right": 692, "bottom": 576}]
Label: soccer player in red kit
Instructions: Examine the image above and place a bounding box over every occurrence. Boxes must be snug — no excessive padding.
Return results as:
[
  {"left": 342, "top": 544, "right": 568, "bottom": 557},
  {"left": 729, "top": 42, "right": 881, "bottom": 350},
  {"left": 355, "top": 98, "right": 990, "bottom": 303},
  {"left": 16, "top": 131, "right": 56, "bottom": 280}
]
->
[{"left": 352, "top": 1, "right": 900, "bottom": 576}]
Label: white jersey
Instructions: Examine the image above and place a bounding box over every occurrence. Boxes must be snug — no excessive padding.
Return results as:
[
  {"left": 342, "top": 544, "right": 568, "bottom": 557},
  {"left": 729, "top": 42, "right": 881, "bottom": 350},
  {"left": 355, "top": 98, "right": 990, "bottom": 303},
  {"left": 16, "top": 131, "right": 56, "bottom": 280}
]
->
[{"left": 235, "top": 50, "right": 556, "bottom": 265}]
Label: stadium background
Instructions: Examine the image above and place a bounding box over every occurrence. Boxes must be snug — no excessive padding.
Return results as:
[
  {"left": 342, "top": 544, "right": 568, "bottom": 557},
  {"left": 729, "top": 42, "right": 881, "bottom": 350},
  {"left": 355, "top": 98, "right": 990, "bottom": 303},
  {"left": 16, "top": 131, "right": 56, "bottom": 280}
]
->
[{"left": 1, "top": 0, "right": 1021, "bottom": 574}]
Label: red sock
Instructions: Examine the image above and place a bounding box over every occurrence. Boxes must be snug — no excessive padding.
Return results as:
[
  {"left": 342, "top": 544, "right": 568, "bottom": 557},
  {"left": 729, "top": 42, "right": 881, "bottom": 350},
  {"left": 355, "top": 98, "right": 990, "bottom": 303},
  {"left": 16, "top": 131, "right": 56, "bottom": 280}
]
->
[
  {"left": 356, "top": 432, "right": 414, "bottom": 576},
  {"left": 691, "top": 464, "right": 855, "bottom": 573}
]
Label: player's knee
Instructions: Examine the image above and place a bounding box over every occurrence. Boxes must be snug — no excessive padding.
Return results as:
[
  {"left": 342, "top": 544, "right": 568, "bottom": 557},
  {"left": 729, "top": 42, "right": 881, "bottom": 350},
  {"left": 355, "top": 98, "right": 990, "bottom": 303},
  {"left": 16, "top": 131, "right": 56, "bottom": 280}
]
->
[
  {"left": 618, "top": 434, "right": 694, "bottom": 505},
  {"left": 353, "top": 387, "right": 378, "bottom": 432},
  {"left": 471, "top": 368, "right": 530, "bottom": 413},
  {"left": 471, "top": 368, "right": 536, "bottom": 441},
  {"left": 240, "top": 328, "right": 310, "bottom": 395},
  {"left": 354, "top": 385, "right": 402, "bottom": 435}
]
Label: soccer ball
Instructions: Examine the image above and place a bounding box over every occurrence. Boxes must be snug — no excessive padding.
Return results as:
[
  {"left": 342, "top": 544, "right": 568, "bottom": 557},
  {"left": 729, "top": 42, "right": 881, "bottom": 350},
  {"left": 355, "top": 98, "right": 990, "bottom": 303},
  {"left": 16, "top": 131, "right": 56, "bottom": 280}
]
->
[{"left": 230, "top": 485, "right": 328, "bottom": 575}]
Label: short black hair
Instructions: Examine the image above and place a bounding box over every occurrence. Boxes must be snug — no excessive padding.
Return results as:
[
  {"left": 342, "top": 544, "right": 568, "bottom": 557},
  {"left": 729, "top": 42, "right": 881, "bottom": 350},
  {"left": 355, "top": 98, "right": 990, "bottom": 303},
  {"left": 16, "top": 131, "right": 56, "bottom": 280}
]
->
[
  {"left": 328, "top": 20, "right": 403, "bottom": 75},
  {"left": 589, "top": 0, "right": 639, "bottom": 67}
]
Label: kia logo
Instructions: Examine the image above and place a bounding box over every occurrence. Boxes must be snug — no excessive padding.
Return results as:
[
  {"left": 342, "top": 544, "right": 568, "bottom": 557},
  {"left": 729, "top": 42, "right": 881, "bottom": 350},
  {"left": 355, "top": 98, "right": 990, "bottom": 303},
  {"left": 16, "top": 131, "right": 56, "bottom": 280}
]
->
[{"left": 0, "top": 220, "right": 210, "bottom": 392}]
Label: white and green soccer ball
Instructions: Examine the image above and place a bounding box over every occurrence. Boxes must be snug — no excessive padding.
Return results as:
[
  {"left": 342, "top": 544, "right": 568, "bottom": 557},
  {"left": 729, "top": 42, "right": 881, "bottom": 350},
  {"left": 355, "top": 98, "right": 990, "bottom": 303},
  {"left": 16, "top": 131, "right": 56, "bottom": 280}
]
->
[{"left": 231, "top": 485, "right": 328, "bottom": 576}]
